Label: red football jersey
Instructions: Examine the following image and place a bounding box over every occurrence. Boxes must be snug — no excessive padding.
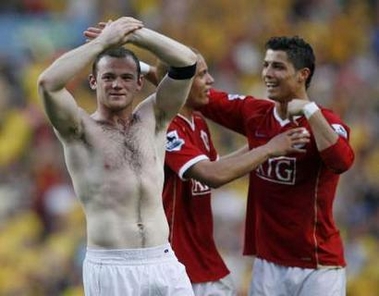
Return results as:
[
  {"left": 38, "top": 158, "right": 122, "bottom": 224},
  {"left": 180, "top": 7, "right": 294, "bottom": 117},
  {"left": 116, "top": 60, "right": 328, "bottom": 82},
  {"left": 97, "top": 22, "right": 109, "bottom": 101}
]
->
[
  {"left": 163, "top": 112, "right": 230, "bottom": 282},
  {"left": 200, "top": 89, "right": 354, "bottom": 269}
]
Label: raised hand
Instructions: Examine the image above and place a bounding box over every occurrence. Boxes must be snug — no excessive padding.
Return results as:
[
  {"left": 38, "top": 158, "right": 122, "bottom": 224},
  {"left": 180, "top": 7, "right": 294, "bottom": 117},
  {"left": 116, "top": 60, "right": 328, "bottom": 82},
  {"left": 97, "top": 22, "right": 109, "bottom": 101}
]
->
[
  {"left": 83, "top": 17, "right": 144, "bottom": 46},
  {"left": 84, "top": 24, "right": 104, "bottom": 41}
]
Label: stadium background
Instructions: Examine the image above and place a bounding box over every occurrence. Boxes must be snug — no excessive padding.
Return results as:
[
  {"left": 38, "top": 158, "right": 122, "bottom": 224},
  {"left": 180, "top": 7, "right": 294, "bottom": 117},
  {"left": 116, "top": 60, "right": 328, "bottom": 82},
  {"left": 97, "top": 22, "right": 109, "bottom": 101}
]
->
[{"left": 0, "top": 0, "right": 378, "bottom": 295}]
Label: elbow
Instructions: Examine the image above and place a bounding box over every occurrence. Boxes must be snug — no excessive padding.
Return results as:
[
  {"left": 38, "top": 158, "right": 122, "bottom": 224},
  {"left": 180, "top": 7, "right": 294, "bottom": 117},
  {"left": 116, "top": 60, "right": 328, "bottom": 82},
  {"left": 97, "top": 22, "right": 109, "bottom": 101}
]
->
[
  {"left": 207, "top": 181, "right": 222, "bottom": 189},
  {"left": 330, "top": 153, "right": 355, "bottom": 174},
  {"left": 325, "top": 149, "right": 355, "bottom": 174},
  {"left": 202, "top": 174, "right": 229, "bottom": 189},
  {"left": 178, "top": 48, "right": 197, "bottom": 67},
  {"left": 187, "top": 50, "right": 198, "bottom": 66},
  {"left": 37, "top": 73, "right": 51, "bottom": 94},
  {"left": 37, "top": 72, "right": 61, "bottom": 93},
  {"left": 321, "top": 137, "right": 355, "bottom": 174}
]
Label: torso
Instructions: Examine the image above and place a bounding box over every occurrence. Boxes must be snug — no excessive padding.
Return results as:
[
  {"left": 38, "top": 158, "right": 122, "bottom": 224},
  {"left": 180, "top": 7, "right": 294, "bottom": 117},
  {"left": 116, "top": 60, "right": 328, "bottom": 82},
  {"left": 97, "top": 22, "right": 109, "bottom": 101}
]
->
[
  {"left": 163, "top": 113, "right": 229, "bottom": 282},
  {"left": 202, "top": 89, "right": 347, "bottom": 267},
  {"left": 243, "top": 105, "right": 344, "bottom": 267},
  {"left": 60, "top": 106, "right": 169, "bottom": 249}
]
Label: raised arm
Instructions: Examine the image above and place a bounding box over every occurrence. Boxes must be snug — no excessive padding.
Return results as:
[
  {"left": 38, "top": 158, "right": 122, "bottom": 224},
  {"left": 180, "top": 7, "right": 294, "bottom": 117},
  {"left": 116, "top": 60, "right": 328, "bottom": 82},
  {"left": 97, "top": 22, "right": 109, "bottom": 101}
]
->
[
  {"left": 128, "top": 28, "right": 197, "bottom": 126},
  {"left": 85, "top": 21, "right": 197, "bottom": 126},
  {"left": 287, "top": 99, "right": 354, "bottom": 172},
  {"left": 37, "top": 17, "right": 143, "bottom": 139},
  {"left": 185, "top": 127, "right": 309, "bottom": 188}
]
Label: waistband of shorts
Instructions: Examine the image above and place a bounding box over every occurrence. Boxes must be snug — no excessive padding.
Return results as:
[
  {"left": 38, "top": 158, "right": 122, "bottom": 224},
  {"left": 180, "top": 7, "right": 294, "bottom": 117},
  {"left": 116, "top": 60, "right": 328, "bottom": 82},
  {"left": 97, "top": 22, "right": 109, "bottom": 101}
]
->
[{"left": 85, "top": 243, "right": 177, "bottom": 265}]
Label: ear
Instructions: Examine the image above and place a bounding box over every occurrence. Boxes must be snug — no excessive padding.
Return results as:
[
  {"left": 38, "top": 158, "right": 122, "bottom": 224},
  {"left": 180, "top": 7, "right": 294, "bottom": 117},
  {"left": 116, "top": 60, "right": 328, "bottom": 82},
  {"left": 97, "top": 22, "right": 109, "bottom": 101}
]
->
[
  {"left": 88, "top": 74, "right": 97, "bottom": 90},
  {"left": 136, "top": 75, "right": 144, "bottom": 91},
  {"left": 298, "top": 68, "right": 310, "bottom": 84}
]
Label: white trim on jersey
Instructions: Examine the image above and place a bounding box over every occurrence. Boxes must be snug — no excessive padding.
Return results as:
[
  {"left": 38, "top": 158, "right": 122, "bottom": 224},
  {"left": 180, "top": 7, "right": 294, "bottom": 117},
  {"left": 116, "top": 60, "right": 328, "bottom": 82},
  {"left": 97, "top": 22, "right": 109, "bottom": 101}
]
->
[{"left": 178, "top": 155, "right": 209, "bottom": 180}]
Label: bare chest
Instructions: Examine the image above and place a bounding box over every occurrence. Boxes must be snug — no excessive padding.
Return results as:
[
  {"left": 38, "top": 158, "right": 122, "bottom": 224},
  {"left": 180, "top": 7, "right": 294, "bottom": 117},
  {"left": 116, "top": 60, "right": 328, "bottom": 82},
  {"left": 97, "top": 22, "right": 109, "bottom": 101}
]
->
[{"left": 96, "top": 121, "right": 156, "bottom": 172}]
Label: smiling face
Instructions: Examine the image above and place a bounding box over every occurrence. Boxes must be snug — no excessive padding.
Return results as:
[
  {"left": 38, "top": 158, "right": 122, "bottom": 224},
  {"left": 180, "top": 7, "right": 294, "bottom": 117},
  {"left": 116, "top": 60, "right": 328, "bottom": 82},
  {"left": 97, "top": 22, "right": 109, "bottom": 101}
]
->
[
  {"left": 89, "top": 55, "right": 143, "bottom": 112},
  {"left": 186, "top": 54, "right": 214, "bottom": 109},
  {"left": 262, "top": 49, "right": 308, "bottom": 103}
]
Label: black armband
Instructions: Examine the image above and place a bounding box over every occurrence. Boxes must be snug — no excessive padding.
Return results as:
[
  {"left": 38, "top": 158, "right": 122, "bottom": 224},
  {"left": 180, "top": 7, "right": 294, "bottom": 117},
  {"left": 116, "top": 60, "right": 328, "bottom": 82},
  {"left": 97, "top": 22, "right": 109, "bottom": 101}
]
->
[{"left": 168, "top": 63, "right": 197, "bottom": 80}]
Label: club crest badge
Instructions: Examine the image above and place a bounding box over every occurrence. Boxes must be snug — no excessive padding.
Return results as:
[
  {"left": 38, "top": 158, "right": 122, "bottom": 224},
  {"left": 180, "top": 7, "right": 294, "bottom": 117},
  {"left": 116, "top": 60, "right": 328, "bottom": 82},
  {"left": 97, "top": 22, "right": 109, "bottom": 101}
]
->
[{"left": 166, "top": 130, "right": 185, "bottom": 152}]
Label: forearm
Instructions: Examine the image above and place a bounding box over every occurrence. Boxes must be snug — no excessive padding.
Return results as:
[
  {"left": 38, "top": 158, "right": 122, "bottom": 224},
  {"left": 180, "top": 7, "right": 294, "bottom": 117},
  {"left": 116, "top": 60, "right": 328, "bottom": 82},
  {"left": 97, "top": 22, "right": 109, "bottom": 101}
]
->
[
  {"left": 307, "top": 112, "right": 338, "bottom": 150},
  {"left": 217, "top": 145, "right": 270, "bottom": 181},
  {"left": 303, "top": 103, "right": 338, "bottom": 151},
  {"left": 301, "top": 102, "right": 355, "bottom": 172},
  {"left": 38, "top": 39, "right": 106, "bottom": 92},
  {"left": 221, "top": 145, "right": 249, "bottom": 160},
  {"left": 131, "top": 28, "right": 197, "bottom": 67},
  {"left": 188, "top": 146, "right": 270, "bottom": 188}
]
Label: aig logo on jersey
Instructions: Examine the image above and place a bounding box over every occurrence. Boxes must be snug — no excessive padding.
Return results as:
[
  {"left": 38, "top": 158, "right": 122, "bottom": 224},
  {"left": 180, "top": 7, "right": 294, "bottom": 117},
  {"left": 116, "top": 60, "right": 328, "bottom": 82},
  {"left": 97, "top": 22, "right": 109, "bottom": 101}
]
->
[
  {"left": 256, "top": 156, "right": 296, "bottom": 185},
  {"left": 166, "top": 130, "right": 184, "bottom": 152}
]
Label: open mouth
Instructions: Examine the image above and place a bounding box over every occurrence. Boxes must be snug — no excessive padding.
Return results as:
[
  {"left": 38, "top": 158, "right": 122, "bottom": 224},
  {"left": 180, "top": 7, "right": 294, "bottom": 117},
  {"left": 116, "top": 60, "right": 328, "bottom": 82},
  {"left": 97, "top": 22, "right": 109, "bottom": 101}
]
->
[
  {"left": 265, "top": 82, "right": 278, "bottom": 90},
  {"left": 109, "top": 93, "right": 125, "bottom": 97}
]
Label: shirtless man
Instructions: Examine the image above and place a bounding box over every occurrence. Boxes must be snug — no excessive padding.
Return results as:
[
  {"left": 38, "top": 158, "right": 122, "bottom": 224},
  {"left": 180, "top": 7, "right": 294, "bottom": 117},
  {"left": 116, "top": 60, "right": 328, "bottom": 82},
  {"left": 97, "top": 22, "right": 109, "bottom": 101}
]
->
[{"left": 37, "top": 16, "right": 197, "bottom": 295}]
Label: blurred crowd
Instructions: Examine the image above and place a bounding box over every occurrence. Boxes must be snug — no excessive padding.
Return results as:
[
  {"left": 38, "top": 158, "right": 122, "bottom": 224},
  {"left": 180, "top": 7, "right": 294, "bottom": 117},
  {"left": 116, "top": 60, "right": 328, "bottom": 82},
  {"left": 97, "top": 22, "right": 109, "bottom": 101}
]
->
[{"left": 0, "top": 0, "right": 378, "bottom": 295}]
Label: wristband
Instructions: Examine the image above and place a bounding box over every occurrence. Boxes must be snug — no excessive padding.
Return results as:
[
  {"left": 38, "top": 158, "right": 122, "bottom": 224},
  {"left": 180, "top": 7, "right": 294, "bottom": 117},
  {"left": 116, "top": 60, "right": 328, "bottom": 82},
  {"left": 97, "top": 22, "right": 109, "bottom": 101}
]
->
[
  {"left": 139, "top": 61, "right": 151, "bottom": 75},
  {"left": 303, "top": 102, "right": 319, "bottom": 119},
  {"left": 168, "top": 63, "right": 197, "bottom": 80}
]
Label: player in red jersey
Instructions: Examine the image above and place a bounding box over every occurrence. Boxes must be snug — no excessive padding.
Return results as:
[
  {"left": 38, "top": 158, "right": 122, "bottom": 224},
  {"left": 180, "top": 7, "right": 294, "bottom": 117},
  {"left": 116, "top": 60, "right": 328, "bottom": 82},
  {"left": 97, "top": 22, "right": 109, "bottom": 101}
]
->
[
  {"left": 199, "top": 36, "right": 355, "bottom": 296},
  {"left": 144, "top": 49, "right": 310, "bottom": 295}
]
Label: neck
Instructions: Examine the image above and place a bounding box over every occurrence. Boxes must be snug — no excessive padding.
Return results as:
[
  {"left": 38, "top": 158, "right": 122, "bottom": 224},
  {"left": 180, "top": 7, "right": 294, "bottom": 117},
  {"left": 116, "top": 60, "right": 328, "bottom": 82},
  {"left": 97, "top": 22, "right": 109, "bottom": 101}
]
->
[
  {"left": 92, "top": 109, "right": 132, "bottom": 125},
  {"left": 179, "top": 105, "right": 194, "bottom": 120},
  {"left": 275, "top": 91, "right": 309, "bottom": 119},
  {"left": 275, "top": 102, "right": 289, "bottom": 120}
]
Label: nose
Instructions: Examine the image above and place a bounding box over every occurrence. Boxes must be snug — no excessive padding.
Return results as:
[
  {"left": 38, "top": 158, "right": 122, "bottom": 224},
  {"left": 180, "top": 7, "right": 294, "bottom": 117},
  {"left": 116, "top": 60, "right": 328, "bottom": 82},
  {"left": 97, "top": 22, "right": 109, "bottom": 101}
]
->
[
  {"left": 206, "top": 73, "right": 215, "bottom": 84},
  {"left": 112, "top": 78, "right": 122, "bottom": 88},
  {"left": 262, "top": 65, "right": 273, "bottom": 78}
]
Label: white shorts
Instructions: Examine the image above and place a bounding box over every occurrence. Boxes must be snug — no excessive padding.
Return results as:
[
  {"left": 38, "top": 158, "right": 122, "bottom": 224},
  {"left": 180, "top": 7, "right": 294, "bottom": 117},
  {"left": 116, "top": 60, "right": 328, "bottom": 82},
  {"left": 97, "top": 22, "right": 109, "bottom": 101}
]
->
[
  {"left": 192, "top": 274, "right": 237, "bottom": 296},
  {"left": 83, "top": 243, "right": 194, "bottom": 296},
  {"left": 249, "top": 258, "right": 346, "bottom": 296}
]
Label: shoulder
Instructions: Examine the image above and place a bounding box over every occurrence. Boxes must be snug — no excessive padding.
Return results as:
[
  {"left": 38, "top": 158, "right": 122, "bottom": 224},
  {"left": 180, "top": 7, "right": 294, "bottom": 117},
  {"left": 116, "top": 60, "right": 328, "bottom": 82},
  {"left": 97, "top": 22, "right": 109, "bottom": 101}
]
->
[
  {"left": 319, "top": 105, "right": 348, "bottom": 125},
  {"left": 193, "top": 111, "right": 211, "bottom": 129},
  {"left": 318, "top": 105, "right": 351, "bottom": 136},
  {"left": 168, "top": 114, "right": 184, "bottom": 129},
  {"left": 193, "top": 111, "right": 207, "bottom": 122},
  {"left": 209, "top": 88, "right": 266, "bottom": 101},
  {"left": 209, "top": 88, "right": 273, "bottom": 108}
]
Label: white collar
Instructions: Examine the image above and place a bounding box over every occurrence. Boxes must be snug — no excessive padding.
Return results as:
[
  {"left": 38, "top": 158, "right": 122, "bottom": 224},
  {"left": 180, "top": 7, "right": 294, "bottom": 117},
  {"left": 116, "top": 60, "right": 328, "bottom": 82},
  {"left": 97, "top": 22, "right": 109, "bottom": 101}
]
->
[
  {"left": 177, "top": 114, "right": 195, "bottom": 131},
  {"left": 273, "top": 107, "right": 302, "bottom": 127}
]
